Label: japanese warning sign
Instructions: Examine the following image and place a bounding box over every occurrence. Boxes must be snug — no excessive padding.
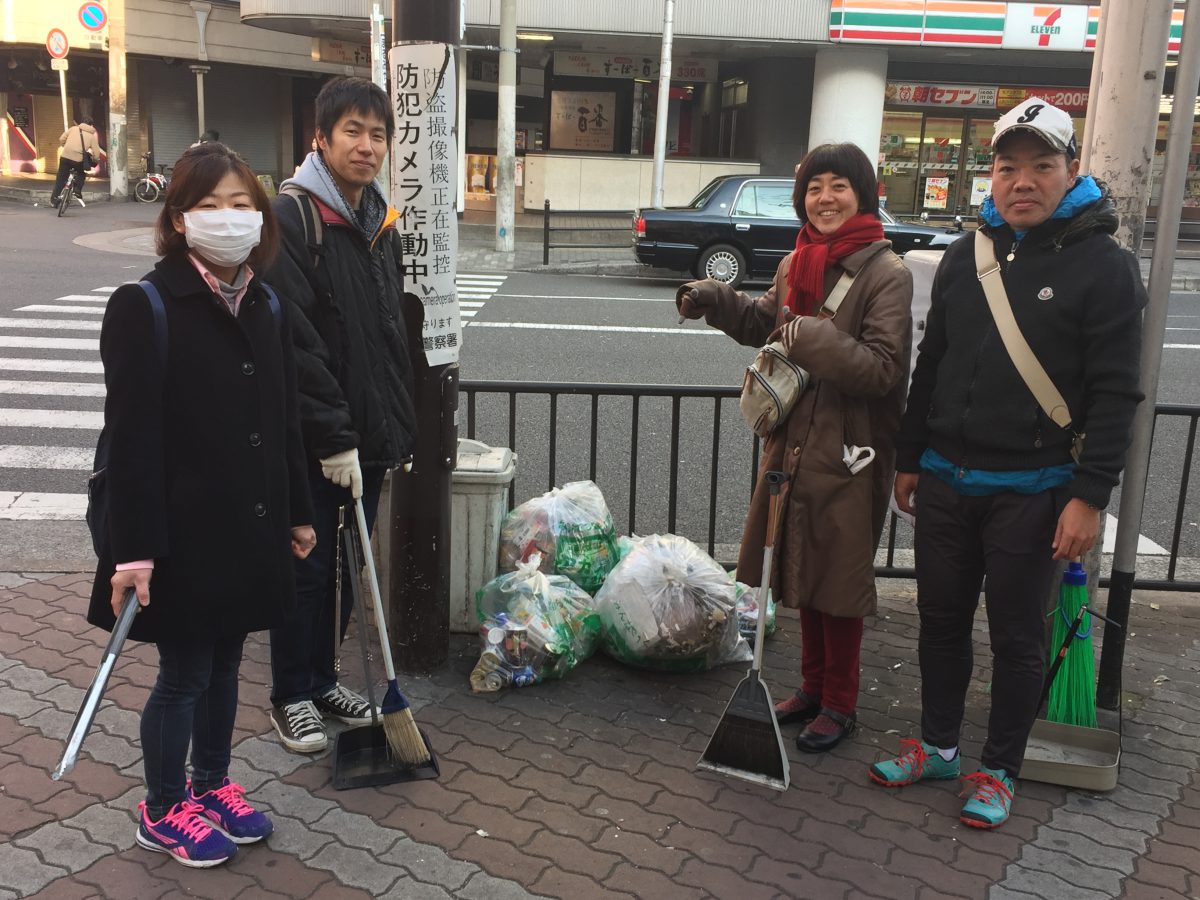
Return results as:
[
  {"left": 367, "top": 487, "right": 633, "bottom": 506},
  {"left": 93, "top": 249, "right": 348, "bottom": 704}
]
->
[{"left": 389, "top": 42, "right": 460, "bottom": 366}]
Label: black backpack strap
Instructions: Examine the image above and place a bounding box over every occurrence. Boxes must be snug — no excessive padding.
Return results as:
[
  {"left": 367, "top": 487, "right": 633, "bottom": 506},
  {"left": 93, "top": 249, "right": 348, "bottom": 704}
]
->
[
  {"left": 137, "top": 280, "right": 168, "bottom": 371},
  {"left": 260, "top": 283, "right": 282, "bottom": 329},
  {"left": 280, "top": 185, "right": 322, "bottom": 269}
]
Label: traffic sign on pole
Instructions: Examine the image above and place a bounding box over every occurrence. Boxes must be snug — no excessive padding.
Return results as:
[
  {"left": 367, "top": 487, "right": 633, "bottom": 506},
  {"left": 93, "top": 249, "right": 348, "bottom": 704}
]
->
[
  {"left": 47, "top": 29, "right": 70, "bottom": 59},
  {"left": 50, "top": 58, "right": 69, "bottom": 71},
  {"left": 79, "top": 3, "right": 108, "bottom": 31}
]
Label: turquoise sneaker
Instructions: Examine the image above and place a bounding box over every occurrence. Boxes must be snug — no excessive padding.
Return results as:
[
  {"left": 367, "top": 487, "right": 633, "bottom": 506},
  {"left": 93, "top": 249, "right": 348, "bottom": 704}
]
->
[
  {"left": 869, "top": 738, "right": 961, "bottom": 787},
  {"left": 960, "top": 766, "right": 1015, "bottom": 829}
]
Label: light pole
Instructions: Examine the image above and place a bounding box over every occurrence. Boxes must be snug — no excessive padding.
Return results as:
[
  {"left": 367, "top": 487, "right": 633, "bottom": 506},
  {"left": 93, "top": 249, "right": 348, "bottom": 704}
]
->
[{"left": 650, "top": 0, "right": 675, "bottom": 208}]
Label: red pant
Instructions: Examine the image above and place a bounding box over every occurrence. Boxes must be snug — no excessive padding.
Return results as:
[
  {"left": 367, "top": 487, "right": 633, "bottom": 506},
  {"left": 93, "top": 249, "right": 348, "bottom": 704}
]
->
[{"left": 799, "top": 608, "right": 864, "bottom": 716}]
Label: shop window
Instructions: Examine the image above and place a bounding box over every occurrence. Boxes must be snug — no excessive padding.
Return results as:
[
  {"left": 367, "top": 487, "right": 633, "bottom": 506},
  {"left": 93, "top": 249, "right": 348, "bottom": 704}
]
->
[{"left": 878, "top": 110, "right": 922, "bottom": 214}]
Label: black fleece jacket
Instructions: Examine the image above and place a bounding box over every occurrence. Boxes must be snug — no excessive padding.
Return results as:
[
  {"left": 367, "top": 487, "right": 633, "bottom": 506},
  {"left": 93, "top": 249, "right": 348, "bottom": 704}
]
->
[{"left": 895, "top": 189, "right": 1145, "bottom": 509}]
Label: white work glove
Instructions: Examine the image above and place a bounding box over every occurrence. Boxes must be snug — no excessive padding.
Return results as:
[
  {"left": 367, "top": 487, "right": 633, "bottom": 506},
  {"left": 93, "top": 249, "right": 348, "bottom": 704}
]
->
[{"left": 319, "top": 448, "right": 363, "bottom": 499}]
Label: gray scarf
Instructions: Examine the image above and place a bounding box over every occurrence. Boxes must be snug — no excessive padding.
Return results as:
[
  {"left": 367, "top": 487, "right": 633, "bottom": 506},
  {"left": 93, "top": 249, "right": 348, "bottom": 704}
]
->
[{"left": 281, "top": 151, "right": 388, "bottom": 242}]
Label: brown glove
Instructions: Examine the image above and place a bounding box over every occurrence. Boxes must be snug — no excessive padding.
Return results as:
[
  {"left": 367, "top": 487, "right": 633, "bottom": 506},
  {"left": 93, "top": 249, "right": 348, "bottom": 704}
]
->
[{"left": 675, "top": 279, "right": 721, "bottom": 321}]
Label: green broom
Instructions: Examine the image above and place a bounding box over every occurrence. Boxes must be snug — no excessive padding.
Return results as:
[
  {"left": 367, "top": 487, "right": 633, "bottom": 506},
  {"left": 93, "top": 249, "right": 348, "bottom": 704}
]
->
[{"left": 1046, "top": 561, "right": 1097, "bottom": 728}]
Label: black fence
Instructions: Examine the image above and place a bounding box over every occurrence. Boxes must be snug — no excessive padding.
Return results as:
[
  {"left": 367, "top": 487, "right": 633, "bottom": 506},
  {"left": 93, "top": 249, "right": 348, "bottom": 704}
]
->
[
  {"left": 460, "top": 379, "right": 1200, "bottom": 592},
  {"left": 541, "top": 201, "right": 634, "bottom": 264}
]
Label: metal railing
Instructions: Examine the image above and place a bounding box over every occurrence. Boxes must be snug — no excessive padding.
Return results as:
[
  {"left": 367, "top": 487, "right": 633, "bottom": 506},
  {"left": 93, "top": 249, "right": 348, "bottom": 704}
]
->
[
  {"left": 460, "top": 379, "right": 1200, "bottom": 592},
  {"left": 541, "top": 201, "right": 634, "bottom": 264}
]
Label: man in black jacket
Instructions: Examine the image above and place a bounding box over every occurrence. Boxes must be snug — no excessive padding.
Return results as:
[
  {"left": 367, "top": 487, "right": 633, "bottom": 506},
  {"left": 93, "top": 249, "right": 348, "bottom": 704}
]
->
[
  {"left": 265, "top": 77, "right": 420, "bottom": 753},
  {"left": 868, "top": 99, "right": 1145, "bottom": 827}
]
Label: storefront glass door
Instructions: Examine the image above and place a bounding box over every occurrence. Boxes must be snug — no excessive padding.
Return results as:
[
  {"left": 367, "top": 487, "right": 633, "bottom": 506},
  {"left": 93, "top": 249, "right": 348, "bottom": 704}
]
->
[
  {"left": 879, "top": 110, "right": 922, "bottom": 214},
  {"left": 919, "top": 117, "right": 963, "bottom": 216}
]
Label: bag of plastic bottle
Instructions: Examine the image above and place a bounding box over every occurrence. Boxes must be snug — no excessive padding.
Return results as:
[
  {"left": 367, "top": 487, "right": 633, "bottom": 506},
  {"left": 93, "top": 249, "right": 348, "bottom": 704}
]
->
[
  {"left": 470, "top": 554, "right": 601, "bottom": 692},
  {"left": 595, "top": 534, "right": 749, "bottom": 673},
  {"left": 734, "top": 582, "right": 777, "bottom": 646},
  {"left": 498, "top": 480, "right": 620, "bottom": 595}
]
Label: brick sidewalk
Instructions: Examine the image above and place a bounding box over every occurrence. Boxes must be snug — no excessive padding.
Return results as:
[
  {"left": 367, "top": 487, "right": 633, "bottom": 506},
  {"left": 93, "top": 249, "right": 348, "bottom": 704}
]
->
[{"left": 1, "top": 571, "right": 1197, "bottom": 900}]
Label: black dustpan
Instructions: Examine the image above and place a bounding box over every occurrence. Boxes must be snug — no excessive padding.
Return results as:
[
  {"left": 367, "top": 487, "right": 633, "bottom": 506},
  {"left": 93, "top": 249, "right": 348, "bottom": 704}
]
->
[{"left": 331, "top": 507, "right": 440, "bottom": 790}]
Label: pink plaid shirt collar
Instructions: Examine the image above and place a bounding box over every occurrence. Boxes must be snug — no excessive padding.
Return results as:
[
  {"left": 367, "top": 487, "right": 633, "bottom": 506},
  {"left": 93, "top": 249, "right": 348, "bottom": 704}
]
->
[{"left": 187, "top": 252, "right": 254, "bottom": 315}]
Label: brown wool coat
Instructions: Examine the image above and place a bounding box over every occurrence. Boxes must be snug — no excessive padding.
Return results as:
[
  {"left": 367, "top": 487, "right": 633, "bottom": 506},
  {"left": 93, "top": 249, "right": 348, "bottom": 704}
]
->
[
  {"left": 695, "top": 240, "right": 913, "bottom": 617},
  {"left": 58, "top": 123, "right": 103, "bottom": 164}
]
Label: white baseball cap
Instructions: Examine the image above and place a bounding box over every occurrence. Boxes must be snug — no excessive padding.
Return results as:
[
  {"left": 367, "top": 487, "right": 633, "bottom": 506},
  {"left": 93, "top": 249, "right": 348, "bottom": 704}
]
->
[{"left": 993, "top": 97, "right": 1077, "bottom": 158}]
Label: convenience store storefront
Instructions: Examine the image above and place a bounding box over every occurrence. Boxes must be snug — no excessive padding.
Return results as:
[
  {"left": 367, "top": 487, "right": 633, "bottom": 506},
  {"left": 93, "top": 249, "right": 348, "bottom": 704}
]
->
[{"left": 878, "top": 83, "right": 1088, "bottom": 217}]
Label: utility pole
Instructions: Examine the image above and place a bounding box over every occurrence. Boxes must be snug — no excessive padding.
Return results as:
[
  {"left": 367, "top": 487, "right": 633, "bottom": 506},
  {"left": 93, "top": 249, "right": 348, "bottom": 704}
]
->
[
  {"left": 1079, "top": 0, "right": 1108, "bottom": 175},
  {"left": 106, "top": 0, "right": 128, "bottom": 198},
  {"left": 370, "top": 3, "right": 390, "bottom": 199},
  {"left": 388, "top": 0, "right": 461, "bottom": 672},
  {"left": 1096, "top": 0, "right": 1194, "bottom": 710},
  {"left": 495, "top": 0, "right": 517, "bottom": 252},
  {"left": 650, "top": 0, "right": 675, "bottom": 208}
]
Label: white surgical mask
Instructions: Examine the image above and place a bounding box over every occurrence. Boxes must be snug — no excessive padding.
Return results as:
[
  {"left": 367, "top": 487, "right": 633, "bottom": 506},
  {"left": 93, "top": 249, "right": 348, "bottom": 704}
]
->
[{"left": 182, "top": 209, "right": 263, "bottom": 268}]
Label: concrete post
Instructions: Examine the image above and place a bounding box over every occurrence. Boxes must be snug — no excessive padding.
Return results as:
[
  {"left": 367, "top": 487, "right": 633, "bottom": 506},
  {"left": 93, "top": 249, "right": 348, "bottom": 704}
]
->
[
  {"left": 495, "top": 0, "right": 516, "bottom": 252},
  {"left": 106, "top": 0, "right": 128, "bottom": 198},
  {"left": 809, "top": 46, "right": 888, "bottom": 165},
  {"left": 651, "top": 0, "right": 674, "bottom": 208},
  {"left": 1095, "top": 0, "right": 1188, "bottom": 711},
  {"left": 190, "top": 65, "right": 210, "bottom": 138},
  {"left": 1080, "top": 0, "right": 1109, "bottom": 174}
]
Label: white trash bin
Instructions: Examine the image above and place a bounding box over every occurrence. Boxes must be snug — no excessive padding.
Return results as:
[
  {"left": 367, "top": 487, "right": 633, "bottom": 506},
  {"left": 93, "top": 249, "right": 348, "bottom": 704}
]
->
[{"left": 450, "top": 439, "right": 517, "bottom": 633}]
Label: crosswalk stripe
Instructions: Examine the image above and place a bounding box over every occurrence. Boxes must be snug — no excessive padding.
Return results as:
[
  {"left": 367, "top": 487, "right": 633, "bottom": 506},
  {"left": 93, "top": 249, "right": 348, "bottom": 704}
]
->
[
  {"left": 460, "top": 302, "right": 485, "bottom": 308},
  {"left": 0, "top": 358, "right": 103, "bottom": 374},
  {"left": 0, "top": 337, "right": 98, "bottom": 350},
  {"left": 56, "top": 295, "right": 114, "bottom": 302},
  {"left": 17, "top": 305, "right": 107, "bottom": 315},
  {"left": 0, "top": 446, "right": 92, "bottom": 469},
  {"left": 92, "top": 287, "right": 120, "bottom": 293},
  {"left": 461, "top": 310, "right": 477, "bottom": 319},
  {"left": 0, "top": 381, "right": 106, "bottom": 398},
  {"left": 0, "top": 491, "right": 87, "bottom": 521},
  {"left": 0, "top": 318, "right": 101, "bottom": 331},
  {"left": 0, "top": 409, "right": 104, "bottom": 429}
]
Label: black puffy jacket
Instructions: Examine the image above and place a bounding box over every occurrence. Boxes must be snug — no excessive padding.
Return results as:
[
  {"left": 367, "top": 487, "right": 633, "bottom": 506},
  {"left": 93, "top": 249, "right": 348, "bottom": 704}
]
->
[{"left": 267, "top": 191, "right": 421, "bottom": 469}]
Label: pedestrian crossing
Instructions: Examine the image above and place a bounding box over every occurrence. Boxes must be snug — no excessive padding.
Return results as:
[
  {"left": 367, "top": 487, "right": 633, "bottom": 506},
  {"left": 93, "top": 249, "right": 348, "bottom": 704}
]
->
[{"left": 0, "top": 273, "right": 507, "bottom": 521}]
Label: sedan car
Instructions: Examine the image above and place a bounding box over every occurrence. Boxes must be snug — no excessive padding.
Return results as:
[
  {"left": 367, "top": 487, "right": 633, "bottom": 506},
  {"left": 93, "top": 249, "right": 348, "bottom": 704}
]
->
[{"left": 633, "top": 174, "right": 967, "bottom": 287}]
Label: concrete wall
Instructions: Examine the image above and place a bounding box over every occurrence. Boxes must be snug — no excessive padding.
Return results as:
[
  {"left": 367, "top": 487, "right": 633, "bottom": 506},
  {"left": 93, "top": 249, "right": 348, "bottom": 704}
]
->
[
  {"left": 523, "top": 153, "right": 760, "bottom": 210},
  {"left": 745, "top": 58, "right": 814, "bottom": 177}
]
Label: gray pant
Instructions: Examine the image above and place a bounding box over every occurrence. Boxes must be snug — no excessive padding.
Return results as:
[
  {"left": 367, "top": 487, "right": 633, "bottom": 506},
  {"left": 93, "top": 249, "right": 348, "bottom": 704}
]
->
[{"left": 914, "top": 474, "right": 1065, "bottom": 777}]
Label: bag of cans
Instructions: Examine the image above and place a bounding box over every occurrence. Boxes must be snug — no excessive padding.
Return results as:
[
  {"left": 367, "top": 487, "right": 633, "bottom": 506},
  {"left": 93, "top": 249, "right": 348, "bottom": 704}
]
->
[
  {"left": 498, "top": 480, "right": 620, "bottom": 595},
  {"left": 470, "top": 554, "right": 601, "bottom": 693},
  {"left": 595, "top": 534, "right": 750, "bottom": 673}
]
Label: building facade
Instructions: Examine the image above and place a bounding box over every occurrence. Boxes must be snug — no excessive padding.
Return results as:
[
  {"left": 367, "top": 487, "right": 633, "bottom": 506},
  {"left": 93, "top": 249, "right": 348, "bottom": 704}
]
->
[{"left": 0, "top": 1, "right": 1191, "bottom": 214}]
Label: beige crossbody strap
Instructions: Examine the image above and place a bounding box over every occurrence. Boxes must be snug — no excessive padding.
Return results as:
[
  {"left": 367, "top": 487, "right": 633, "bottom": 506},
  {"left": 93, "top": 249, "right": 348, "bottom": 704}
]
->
[
  {"left": 974, "top": 230, "right": 1084, "bottom": 460},
  {"left": 817, "top": 271, "right": 856, "bottom": 319}
]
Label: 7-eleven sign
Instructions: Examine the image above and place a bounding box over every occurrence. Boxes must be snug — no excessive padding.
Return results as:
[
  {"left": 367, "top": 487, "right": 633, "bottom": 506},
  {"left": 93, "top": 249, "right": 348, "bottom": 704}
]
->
[{"left": 1003, "top": 3, "right": 1089, "bottom": 51}]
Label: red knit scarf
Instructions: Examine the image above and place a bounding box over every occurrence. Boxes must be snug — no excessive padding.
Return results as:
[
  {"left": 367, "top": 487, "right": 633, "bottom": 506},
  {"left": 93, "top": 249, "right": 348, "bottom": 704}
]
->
[{"left": 785, "top": 213, "right": 884, "bottom": 317}]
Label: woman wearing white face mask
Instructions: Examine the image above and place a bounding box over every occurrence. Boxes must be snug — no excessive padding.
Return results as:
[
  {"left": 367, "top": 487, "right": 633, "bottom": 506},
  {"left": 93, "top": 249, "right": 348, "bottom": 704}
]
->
[{"left": 87, "top": 142, "right": 316, "bottom": 868}]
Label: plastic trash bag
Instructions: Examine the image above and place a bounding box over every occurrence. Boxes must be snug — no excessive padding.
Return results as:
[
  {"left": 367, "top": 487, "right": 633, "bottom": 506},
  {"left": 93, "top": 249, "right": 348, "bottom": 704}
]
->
[
  {"left": 734, "top": 582, "right": 777, "bottom": 646},
  {"left": 498, "top": 480, "right": 619, "bottom": 595},
  {"left": 470, "top": 555, "right": 601, "bottom": 692},
  {"left": 596, "top": 534, "right": 750, "bottom": 672}
]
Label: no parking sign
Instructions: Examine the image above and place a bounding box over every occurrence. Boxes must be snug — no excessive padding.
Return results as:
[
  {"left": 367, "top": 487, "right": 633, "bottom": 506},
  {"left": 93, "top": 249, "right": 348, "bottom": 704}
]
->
[{"left": 79, "top": 2, "right": 108, "bottom": 31}]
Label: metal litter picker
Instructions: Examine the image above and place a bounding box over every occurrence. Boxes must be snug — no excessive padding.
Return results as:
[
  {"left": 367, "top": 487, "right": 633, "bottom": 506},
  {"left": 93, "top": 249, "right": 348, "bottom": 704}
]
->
[
  {"left": 52, "top": 589, "right": 138, "bottom": 780},
  {"left": 698, "top": 470, "right": 790, "bottom": 791}
]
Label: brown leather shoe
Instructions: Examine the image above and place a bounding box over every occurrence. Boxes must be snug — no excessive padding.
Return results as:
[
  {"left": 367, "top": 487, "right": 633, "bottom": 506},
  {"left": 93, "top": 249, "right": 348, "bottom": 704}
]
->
[
  {"left": 774, "top": 690, "right": 821, "bottom": 725},
  {"left": 795, "top": 709, "right": 857, "bottom": 753}
]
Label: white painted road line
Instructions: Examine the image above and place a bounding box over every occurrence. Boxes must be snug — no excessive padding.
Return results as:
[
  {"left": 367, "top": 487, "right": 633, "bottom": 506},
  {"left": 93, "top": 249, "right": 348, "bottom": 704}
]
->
[
  {"left": 496, "top": 293, "right": 676, "bottom": 303},
  {"left": 1103, "top": 513, "right": 1169, "bottom": 555},
  {"left": 0, "top": 337, "right": 98, "bottom": 351},
  {"left": 0, "top": 491, "right": 86, "bottom": 520},
  {"left": 0, "top": 359, "right": 103, "bottom": 374},
  {"left": 1164, "top": 344, "right": 1200, "bottom": 349},
  {"left": 56, "top": 295, "right": 115, "bottom": 302},
  {"left": 0, "top": 446, "right": 93, "bottom": 469},
  {"left": 0, "top": 318, "right": 101, "bottom": 331},
  {"left": 0, "top": 409, "right": 104, "bottom": 429},
  {"left": 16, "top": 305, "right": 107, "bottom": 315},
  {"left": 0, "top": 381, "right": 106, "bottom": 398},
  {"left": 92, "top": 287, "right": 120, "bottom": 293},
  {"left": 463, "top": 321, "right": 722, "bottom": 335}
]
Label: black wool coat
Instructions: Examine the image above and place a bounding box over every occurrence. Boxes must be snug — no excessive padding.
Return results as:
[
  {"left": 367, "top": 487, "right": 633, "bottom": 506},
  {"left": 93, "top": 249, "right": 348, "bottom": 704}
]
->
[{"left": 88, "top": 255, "right": 314, "bottom": 643}]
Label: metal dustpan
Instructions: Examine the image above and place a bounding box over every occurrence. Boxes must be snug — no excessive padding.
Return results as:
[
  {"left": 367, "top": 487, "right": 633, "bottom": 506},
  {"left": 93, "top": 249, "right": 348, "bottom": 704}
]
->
[
  {"left": 1020, "top": 602, "right": 1122, "bottom": 791},
  {"left": 697, "top": 471, "right": 790, "bottom": 792},
  {"left": 331, "top": 507, "right": 439, "bottom": 790}
]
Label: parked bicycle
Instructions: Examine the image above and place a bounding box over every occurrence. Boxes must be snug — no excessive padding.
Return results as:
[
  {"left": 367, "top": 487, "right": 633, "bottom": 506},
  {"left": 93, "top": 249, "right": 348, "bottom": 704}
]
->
[{"left": 134, "top": 152, "right": 171, "bottom": 203}]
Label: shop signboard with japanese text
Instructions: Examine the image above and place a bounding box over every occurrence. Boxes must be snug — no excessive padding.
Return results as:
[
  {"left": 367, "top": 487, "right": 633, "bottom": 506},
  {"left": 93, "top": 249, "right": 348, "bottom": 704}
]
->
[
  {"left": 997, "top": 86, "right": 1089, "bottom": 115},
  {"left": 885, "top": 83, "right": 997, "bottom": 109},
  {"left": 388, "top": 43, "right": 461, "bottom": 366},
  {"left": 553, "top": 51, "right": 716, "bottom": 83},
  {"left": 924, "top": 177, "right": 950, "bottom": 210},
  {"left": 549, "top": 91, "right": 616, "bottom": 152}
]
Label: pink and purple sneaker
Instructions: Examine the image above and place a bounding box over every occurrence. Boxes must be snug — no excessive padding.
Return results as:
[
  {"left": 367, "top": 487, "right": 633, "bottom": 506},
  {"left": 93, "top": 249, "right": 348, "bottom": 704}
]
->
[
  {"left": 188, "top": 778, "right": 274, "bottom": 844},
  {"left": 136, "top": 799, "right": 237, "bottom": 867}
]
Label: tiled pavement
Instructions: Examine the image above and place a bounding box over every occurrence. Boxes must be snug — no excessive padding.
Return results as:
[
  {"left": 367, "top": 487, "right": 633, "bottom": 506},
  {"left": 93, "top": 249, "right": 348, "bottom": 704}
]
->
[{"left": 1, "top": 571, "right": 1198, "bottom": 899}]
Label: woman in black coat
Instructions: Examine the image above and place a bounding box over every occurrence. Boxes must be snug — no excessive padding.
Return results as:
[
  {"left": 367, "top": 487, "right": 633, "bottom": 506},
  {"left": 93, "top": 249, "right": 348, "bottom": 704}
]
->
[{"left": 88, "top": 142, "right": 314, "bottom": 868}]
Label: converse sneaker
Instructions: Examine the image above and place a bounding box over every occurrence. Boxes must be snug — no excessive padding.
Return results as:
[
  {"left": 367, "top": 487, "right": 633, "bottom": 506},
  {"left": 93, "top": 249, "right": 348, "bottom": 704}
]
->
[
  {"left": 960, "top": 766, "right": 1015, "bottom": 829},
  {"left": 869, "top": 738, "right": 961, "bottom": 787},
  {"left": 314, "top": 683, "right": 377, "bottom": 726},
  {"left": 136, "top": 799, "right": 237, "bottom": 868},
  {"left": 271, "top": 699, "right": 328, "bottom": 752},
  {"left": 188, "top": 778, "right": 274, "bottom": 844}
]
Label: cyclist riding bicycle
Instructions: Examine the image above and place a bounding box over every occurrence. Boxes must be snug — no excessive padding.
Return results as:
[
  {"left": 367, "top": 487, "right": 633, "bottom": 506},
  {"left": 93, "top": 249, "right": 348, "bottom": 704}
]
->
[{"left": 52, "top": 115, "right": 105, "bottom": 208}]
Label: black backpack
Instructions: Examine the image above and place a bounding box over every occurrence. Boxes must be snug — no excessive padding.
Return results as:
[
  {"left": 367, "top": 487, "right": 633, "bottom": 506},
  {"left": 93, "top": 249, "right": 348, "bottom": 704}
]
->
[{"left": 87, "top": 280, "right": 281, "bottom": 558}]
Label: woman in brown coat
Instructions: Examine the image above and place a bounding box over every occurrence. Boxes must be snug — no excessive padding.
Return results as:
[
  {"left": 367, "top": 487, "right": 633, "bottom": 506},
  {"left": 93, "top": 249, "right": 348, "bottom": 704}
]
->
[{"left": 677, "top": 143, "right": 912, "bottom": 752}]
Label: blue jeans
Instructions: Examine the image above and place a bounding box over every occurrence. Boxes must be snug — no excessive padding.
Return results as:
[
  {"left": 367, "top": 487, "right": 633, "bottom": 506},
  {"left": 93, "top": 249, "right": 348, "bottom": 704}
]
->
[
  {"left": 269, "top": 462, "right": 384, "bottom": 707},
  {"left": 142, "top": 632, "right": 246, "bottom": 820}
]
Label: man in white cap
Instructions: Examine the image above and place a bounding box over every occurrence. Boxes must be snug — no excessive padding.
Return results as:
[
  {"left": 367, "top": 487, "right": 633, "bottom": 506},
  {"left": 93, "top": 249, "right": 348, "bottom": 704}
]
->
[{"left": 868, "top": 98, "right": 1145, "bottom": 828}]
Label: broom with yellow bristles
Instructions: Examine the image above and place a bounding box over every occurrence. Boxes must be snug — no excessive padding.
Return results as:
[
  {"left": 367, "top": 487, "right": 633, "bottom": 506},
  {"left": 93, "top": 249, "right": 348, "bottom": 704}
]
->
[{"left": 353, "top": 498, "right": 431, "bottom": 766}]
